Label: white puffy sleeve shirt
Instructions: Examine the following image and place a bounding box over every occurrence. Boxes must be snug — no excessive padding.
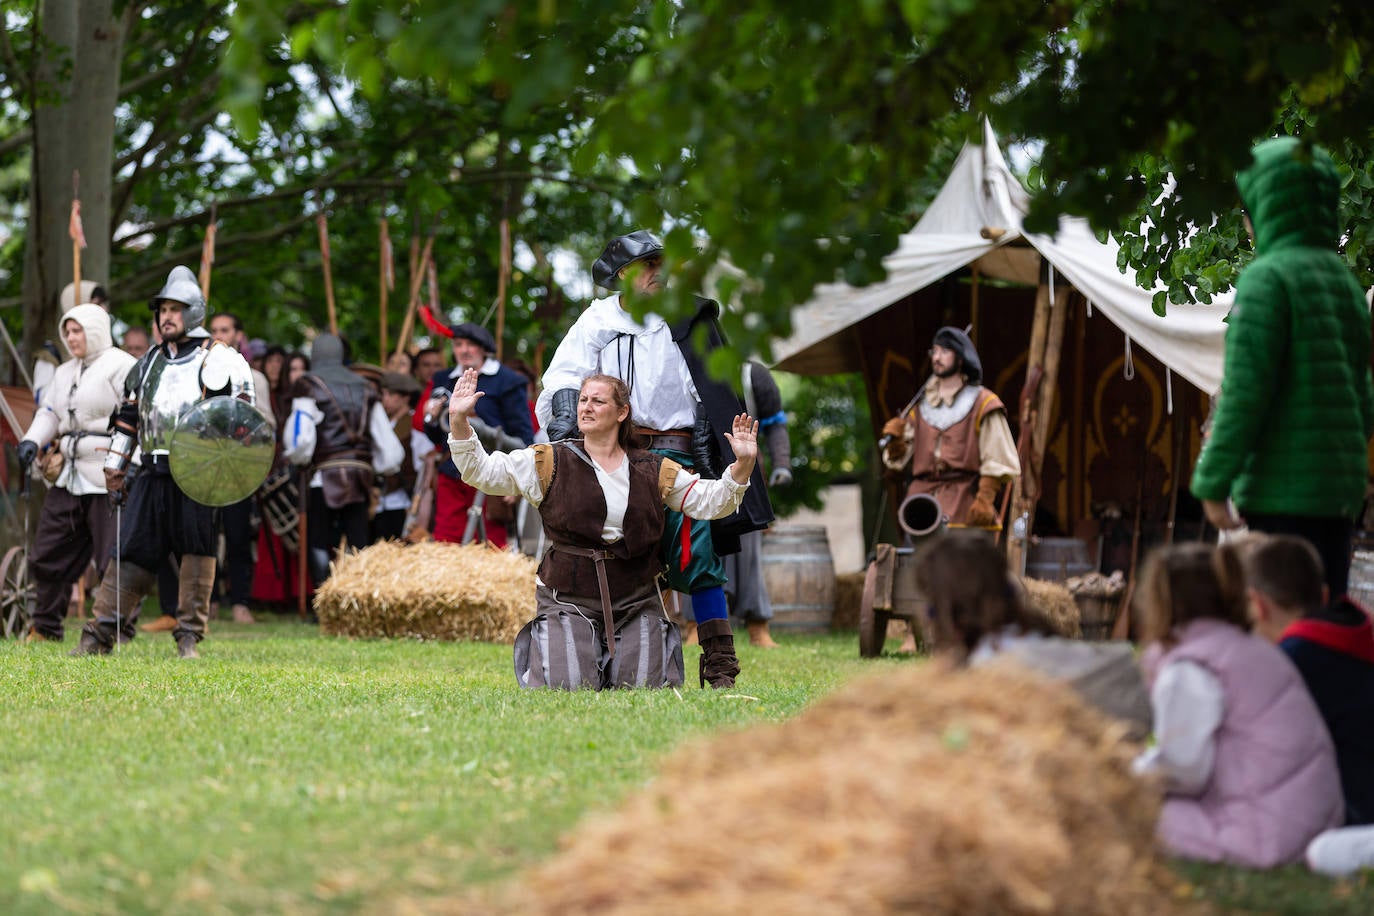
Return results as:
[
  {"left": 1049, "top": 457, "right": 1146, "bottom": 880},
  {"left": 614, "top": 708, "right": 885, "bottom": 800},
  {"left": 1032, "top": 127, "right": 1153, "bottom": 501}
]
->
[
  {"left": 534, "top": 296, "right": 700, "bottom": 432},
  {"left": 448, "top": 431, "right": 747, "bottom": 544}
]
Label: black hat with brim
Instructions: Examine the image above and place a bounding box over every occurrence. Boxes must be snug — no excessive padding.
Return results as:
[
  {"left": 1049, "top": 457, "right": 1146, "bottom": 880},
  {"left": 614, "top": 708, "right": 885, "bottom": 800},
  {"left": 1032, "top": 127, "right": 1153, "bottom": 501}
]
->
[
  {"left": 592, "top": 230, "right": 664, "bottom": 290},
  {"left": 450, "top": 322, "right": 497, "bottom": 353}
]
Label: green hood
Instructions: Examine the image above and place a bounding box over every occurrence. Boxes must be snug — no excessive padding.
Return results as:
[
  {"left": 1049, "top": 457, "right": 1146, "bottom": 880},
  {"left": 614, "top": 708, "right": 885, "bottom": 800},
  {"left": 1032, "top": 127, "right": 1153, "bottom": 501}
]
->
[{"left": 1236, "top": 136, "right": 1342, "bottom": 254}]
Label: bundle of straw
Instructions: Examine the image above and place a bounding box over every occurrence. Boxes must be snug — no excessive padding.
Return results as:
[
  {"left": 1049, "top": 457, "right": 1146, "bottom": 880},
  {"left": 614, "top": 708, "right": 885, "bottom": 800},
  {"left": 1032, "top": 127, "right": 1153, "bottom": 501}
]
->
[
  {"left": 484, "top": 664, "right": 1189, "bottom": 915},
  {"left": 314, "top": 540, "right": 535, "bottom": 642},
  {"left": 1021, "top": 577, "right": 1083, "bottom": 639}
]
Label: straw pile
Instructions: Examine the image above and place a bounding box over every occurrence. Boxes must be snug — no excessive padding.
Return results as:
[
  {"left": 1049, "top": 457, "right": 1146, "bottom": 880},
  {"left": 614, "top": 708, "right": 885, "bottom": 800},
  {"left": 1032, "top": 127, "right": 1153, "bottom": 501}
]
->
[
  {"left": 470, "top": 663, "right": 1191, "bottom": 916},
  {"left": 313, "top": 540, "right": 535, "bottom": 641},
  {"left": 1021, "top": 577, "right": 1082, "bottom": 639}
]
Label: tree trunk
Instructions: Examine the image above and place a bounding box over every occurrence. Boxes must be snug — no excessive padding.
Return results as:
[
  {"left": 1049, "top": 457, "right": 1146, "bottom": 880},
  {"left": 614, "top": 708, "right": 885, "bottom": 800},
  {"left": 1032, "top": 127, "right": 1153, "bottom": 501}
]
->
[{"left": 20, "top": 0, "right": 123, "bottom": 363}]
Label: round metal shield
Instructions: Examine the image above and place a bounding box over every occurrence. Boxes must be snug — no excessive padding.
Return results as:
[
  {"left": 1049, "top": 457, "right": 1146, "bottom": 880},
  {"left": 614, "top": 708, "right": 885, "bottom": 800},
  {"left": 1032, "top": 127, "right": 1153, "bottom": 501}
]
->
[{"left": 168, "top": 396, "right": 276, "bottom": 507}]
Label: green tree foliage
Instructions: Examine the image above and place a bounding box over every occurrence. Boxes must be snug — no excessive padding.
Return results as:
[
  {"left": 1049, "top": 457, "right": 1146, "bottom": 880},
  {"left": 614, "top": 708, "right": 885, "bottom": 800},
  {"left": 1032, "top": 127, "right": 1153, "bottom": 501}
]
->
[
  {"left": 1, "top": 1, "right": 652, "bottom": 361},
  {"left": 769, "top": 371, "right": 873, "bottom": 519},
  {"left": 223, "top": 0, "right": 1374, "bottom": 358},
  {"left": 223, "top": 0, "right": 1071, "bottom": 369},
  {"left": 1003, "top": 1, "right": 1374, "bottom": 312}
]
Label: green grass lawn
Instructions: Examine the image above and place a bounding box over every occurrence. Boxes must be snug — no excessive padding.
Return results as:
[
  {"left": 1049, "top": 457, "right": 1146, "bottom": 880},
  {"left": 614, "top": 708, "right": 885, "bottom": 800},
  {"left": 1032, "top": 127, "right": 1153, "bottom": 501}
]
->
[{"left": 2, "top": 618, "right": 1370, "bottom": 914}]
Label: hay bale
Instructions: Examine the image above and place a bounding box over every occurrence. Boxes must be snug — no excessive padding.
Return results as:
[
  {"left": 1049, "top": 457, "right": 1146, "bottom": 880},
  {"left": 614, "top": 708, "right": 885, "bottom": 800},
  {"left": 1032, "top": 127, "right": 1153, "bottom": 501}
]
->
[
  {"left": 1021, "top": 577, "right": 1082, "bottom": 639},
  {"left": 832, "top": 570, "right": 867, "bottom": 630},
  {"left": 481, "top": 664, "right": 1190, "bottom": 916},
  {"left": 314, "top": 540, "right": 534, "bottom": 641}
]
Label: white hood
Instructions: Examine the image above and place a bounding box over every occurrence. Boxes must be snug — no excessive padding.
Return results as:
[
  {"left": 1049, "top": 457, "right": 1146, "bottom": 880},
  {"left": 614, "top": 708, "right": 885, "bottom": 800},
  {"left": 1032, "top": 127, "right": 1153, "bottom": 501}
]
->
[{"left": 59, "top": 303, "right": 114, "bottom": 364}]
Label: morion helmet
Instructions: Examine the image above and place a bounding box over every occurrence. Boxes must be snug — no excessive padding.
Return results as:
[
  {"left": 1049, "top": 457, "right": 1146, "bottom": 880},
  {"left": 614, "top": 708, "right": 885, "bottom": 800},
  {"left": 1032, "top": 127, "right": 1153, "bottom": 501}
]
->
[{"left": 149, "top": 266, "right": 207, "bottom": 332}]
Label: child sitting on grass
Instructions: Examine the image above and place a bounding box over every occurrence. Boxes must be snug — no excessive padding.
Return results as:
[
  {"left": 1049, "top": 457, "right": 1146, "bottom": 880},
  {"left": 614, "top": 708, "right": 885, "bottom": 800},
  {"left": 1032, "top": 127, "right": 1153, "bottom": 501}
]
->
[
  {"left": 1131, "top": 542, "right": 1343, "bottom": 868},
  {"left": 912, "top": 531, "right": 1151, "bottom": 739},
  {"left": 1242, "top": 534, "right": 1374, "bottom": 828}
]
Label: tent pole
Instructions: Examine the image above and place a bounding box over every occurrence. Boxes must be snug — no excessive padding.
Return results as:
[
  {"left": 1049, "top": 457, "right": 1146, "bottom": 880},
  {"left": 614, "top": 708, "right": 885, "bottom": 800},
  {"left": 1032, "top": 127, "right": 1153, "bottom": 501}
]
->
[
  {"left": 1032, "top": 278, "right": 1071, "bottom": 512},
  {"left": 1006, "top": 259, "right": 1051, "bottom": 575},
  {"left": 969, "top": 264, "right": 980, "bottom": 346}
]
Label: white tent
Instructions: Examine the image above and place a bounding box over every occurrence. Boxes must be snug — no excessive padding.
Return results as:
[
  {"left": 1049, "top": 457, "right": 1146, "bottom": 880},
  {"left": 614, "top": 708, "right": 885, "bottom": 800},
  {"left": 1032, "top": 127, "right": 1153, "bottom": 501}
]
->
[{"left": 771, "top": 120, "right": 1230, "bottom": 395}]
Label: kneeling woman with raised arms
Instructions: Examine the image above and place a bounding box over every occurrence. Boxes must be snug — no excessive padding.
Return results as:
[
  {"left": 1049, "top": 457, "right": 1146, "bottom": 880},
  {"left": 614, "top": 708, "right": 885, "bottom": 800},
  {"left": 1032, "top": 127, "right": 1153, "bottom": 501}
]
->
[{"left": 447, "top": 368, "right": 757, "bottom": 690}]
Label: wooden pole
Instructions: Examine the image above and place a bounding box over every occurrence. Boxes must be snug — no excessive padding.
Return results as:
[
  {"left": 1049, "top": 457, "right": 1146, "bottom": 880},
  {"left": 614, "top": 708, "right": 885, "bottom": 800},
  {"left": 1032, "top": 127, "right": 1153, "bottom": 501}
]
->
[
  {"left": 495, "top": 217, "right": 511, "bottom": 362},
  {"left": 1033, "top": 280, "right": 1071, "bottom": 469},
  {"left": 1005, "top": 258, "right": 1052, "bottom": 575},
  {"left": 297, "top": 468, "right": 309, "bottom": 619},
  {"left": 969, "top": 263, "right": 980, "bottom": 346},
  {"left": 317, "top": 213, "right": 338, "bottom": 335},
  {"left": 392, "top": 232, "right": 437, "bottom": 360},
  {"left": 379, "top": 219, "right": 393, "bottom": 362}
]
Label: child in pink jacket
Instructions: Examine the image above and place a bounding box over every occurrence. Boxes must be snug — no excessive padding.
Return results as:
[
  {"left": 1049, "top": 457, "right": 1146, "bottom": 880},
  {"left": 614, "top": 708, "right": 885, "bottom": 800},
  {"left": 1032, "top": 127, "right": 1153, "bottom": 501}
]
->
[{"left": 1132, "top": 542, "right": 1343, "bottom": 868}]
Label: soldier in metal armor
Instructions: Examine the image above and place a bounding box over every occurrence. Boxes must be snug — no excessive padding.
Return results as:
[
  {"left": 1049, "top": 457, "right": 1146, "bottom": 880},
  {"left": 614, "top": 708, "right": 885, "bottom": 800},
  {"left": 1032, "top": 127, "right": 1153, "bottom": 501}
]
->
[
  {"left": 74, "top": 266, "right": 257, "bottom": 658},
  {"left": 282, "top": 333, "right": 404, "bottom": 591}
]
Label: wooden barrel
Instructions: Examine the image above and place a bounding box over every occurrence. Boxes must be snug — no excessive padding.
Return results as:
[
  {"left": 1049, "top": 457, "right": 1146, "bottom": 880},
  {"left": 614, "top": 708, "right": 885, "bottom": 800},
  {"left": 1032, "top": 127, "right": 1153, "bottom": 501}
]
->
[
  {"left": 761, "top": 525, "right": 836, "bottom": 633},
  {"left": 1025, "top": 537, "right": 1094, "bottom": 583}
]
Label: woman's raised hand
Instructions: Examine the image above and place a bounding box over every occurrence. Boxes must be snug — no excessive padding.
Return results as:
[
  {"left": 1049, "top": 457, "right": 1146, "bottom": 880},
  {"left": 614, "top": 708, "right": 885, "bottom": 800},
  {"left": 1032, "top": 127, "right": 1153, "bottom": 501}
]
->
[
  {"left": 722, "top": 413, "right": 760, "bottom": 484},
  {"left": 448, "top": 367, "right": 485, "bottom": 426}
]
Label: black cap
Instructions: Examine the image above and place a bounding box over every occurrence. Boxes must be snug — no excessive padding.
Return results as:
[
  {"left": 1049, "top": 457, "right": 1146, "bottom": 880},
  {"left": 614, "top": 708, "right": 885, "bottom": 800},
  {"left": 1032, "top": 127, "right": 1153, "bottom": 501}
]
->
[
  {"left": 592, "top": 230, "right": 664, "bottom": 290},
  {"left": 932, "top": 326, "right": 983, "bottom": 385},
  {"left": 450, "top": 322, "right": 496, "bottom": 353},
  {"left": 379, "top": 371, "right": 422, "bottom": 395}
]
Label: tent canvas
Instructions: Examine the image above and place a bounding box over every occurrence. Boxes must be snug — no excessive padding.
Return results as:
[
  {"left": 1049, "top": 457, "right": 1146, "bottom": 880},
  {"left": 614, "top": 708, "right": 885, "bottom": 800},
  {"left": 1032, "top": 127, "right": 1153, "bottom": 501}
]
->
[{"left": 771, "top": 119, "right": 1230, "bottom": 396}]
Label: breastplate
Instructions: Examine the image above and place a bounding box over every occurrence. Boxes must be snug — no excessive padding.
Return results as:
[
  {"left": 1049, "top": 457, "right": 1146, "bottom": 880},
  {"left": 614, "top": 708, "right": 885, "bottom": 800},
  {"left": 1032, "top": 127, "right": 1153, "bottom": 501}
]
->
[{"left": 139, "top": 347, "right": 208, "bottom": 455}]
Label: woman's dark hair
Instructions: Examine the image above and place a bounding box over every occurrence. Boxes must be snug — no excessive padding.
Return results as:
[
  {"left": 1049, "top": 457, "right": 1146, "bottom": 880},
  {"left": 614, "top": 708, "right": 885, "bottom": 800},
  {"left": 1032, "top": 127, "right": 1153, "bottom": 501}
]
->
[
  {"left": 580, "top": 374, "right": 637, "bottom": 451},
  {"left": 1133, "top": 542, "right": 1248, "bottom": 646},
  {"left": 912, "top": 531, "right": 1036, "bottom": 659},
  {"left": 289, "top": 352, "right": 311, "bottom": 372}
]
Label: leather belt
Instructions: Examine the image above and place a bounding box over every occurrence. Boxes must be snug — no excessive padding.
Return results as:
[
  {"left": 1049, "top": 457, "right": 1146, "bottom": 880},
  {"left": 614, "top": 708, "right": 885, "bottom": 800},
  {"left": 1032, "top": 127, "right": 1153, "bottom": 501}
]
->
[
  {"left": 642, "top": 433, "right": 691, "bottom": 453},
  {"left": 314, "top": 458, "right": 374, "bottom": 475},
  {"left": 548, "top": 543, "right": 618, "bottom": 658}
]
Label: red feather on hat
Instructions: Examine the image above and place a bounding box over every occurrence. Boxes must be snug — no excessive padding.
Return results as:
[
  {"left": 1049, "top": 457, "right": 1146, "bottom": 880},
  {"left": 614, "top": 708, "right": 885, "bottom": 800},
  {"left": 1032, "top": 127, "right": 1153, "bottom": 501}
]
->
[{"left": 418, "top": 303, "right": 455, "bottom": 339}]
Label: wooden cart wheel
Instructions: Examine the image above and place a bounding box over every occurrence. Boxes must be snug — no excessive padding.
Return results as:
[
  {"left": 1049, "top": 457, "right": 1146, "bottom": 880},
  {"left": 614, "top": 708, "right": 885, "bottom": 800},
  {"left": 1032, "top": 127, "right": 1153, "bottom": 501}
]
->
[
  {"left": 858, "top": 560, "right": 891, "bottom": 658},
  {"left": 0, "top": 546, "right": 34, "bottom": 639}
]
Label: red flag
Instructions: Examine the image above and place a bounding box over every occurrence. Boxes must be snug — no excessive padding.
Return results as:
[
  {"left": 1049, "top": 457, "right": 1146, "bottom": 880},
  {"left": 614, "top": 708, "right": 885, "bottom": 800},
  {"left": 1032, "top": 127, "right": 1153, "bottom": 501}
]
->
[
  {"left": 68, "top": 200, "right": 86, "bottom": 249},
  {"left": 199, "top": 222, "right": 217, "bottom": 302}
]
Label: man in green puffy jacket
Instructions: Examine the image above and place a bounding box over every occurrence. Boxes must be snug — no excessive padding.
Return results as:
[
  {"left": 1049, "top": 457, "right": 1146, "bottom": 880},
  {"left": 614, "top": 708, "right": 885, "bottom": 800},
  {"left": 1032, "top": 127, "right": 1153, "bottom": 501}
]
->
[{"left": 1192, "top": 137, "right": 1374, "bottom": 596}]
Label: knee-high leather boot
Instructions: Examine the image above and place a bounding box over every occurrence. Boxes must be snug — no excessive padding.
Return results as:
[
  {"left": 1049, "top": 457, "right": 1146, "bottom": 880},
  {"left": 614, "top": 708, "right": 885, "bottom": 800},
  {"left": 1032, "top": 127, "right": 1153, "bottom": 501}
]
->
[
  {"left": 72, "top": 562, "right": 157, "bottom": 655},
  {"left": 697, "top": 618, "right": 741, "bottom": 689},
  {"left": 174, "top": 555, "right": 217, "bottom": 658}
]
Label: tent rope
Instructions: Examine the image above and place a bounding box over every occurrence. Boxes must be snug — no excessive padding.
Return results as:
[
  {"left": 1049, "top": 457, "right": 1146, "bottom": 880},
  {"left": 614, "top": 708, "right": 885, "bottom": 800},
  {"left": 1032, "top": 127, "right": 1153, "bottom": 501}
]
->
[
  {"left": 1166, "top": 367, "right": 1174, "bottom": 415},
  {"left": 1123, "top": 334, "right": 1135, "bottom": 380}
]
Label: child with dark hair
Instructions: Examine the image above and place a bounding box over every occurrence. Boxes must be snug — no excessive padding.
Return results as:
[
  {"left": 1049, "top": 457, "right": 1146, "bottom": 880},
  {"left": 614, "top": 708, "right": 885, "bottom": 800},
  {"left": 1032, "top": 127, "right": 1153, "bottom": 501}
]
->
[
  {"left": 912, "top": 531, "right": 1151, "bottom": 738},
  {"left": 1242, "top": 534, "right": 1374, "bottom": 827},
  {"left": 1132, "top": 542, "right": 1342, "bottom": 867}
]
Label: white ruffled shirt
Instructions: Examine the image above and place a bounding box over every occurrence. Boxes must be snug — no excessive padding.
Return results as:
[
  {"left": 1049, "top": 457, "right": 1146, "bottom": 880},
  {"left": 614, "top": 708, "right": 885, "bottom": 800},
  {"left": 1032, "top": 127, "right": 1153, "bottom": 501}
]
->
[
  {"left": 448, "top": 430, "right": 747, "bottom": 543},
  {"left": 535, "top": 295, "right": 700, "bottom": 432}
]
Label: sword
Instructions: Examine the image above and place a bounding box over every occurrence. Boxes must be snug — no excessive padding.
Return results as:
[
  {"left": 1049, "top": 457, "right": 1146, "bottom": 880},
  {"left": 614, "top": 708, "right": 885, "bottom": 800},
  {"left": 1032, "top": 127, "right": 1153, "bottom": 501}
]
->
[{"left": 114, "top": 500, "right": 121, "bottom": 654}]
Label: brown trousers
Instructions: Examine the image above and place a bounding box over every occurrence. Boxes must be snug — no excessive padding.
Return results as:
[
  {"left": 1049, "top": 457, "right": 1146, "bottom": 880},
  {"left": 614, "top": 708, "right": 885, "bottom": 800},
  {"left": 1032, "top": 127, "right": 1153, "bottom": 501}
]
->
[{"left": 29, "top": 486, "right": 116, "bottom": 639}]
